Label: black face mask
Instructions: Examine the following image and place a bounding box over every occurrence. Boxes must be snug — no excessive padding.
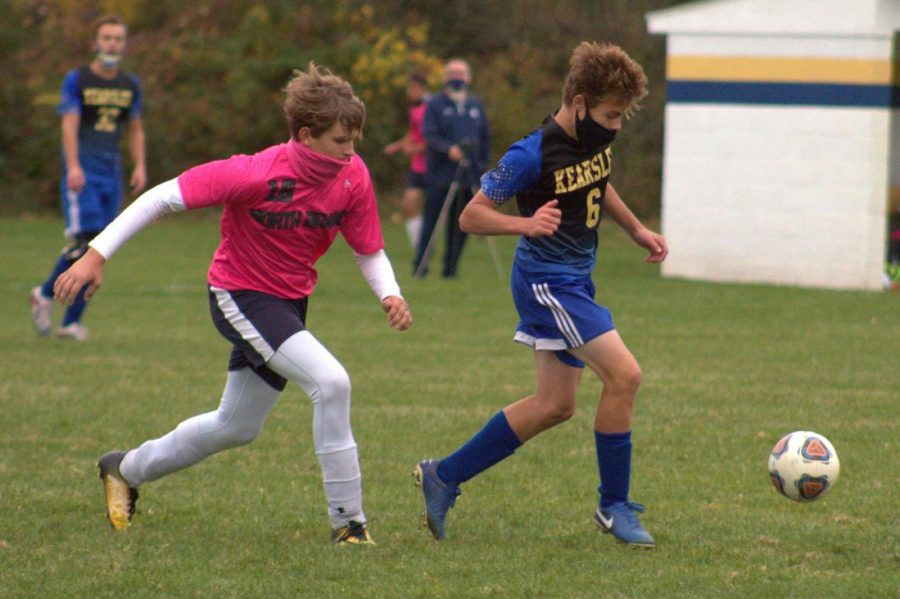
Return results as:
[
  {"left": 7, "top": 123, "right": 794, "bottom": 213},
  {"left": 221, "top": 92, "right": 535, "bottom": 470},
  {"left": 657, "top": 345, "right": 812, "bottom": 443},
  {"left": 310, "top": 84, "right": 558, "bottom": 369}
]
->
[
  {"left": 445, "top": 78, "right": 468, "bottom": 92},
  {"left": 575, "top": 108, "right": 617, "bottom": 150}
]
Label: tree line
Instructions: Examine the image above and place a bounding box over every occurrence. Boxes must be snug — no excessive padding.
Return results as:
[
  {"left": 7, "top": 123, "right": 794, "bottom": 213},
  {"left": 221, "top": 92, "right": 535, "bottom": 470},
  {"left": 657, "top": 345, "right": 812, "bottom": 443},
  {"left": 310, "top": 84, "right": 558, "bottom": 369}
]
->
[{"left": 1, "top": 0, "right": 690, "bottom": 218}]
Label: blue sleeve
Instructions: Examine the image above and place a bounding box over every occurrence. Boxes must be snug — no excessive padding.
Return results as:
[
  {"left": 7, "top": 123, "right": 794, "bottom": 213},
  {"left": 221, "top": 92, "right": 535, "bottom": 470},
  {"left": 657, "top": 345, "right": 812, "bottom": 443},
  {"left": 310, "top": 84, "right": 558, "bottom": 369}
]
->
[
  {"left": 58, "top": 70, "right": 81, "bottom": 115},
  {"left": 479, "top": 131, "right": 542, "bottom": 204},
  {"left": 129, "top": 74, "right": 143, "bottom": 117}
]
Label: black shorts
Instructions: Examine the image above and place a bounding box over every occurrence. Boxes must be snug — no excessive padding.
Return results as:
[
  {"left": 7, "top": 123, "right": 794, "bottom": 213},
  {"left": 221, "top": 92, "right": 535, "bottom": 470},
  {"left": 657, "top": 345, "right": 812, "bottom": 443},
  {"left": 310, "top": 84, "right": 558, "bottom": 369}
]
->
[
  {"left": 208, "top": 286, "right": 309, "bottom": 391},
  {"left": 406, "top": 170, "right": 426, "bottom": 190}
]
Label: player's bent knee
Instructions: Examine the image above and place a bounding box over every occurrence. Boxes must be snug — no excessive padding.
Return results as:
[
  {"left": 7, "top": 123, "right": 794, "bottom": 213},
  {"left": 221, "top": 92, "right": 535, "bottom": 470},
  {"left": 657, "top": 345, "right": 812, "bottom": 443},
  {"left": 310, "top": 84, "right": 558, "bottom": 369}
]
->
[
  {"left": 560, "top": 401, "right": 577, "bottom": 422},
  {"left": 316, "top": 367, "right": 351, "bottom": 403},
  {"left": 543, "top": 399, "right": 576, "bottom": 425},
  {"left": 626, "top": 365, "right": 643, "bottom": 392},
  {"left": 203, "top": 423, "right": 262, "bottom": 452},
  {"left": 195, "top": 412, "right": 266, "bottom": 453},
  {"left": 228, "top": 420, "right": 265, "bottom": 447},
  {"left": 610, "top": 364, "right": 642, "bottom": 396}
]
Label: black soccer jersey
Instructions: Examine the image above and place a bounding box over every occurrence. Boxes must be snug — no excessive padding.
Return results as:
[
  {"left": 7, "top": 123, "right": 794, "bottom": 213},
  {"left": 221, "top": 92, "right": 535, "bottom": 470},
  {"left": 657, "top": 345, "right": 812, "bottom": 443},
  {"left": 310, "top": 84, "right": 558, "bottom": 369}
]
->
[{"left": 480, "top": 115, "right": 613, "bottom": 275}]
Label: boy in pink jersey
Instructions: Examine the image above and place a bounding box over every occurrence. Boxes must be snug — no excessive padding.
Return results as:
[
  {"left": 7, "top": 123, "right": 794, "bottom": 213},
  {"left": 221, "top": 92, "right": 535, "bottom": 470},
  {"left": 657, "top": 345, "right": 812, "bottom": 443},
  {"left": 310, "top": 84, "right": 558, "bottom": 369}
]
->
[
  {"left": 54, "top": 63, "right": 411, "bottom": 545},
  {"left": 384, "top": 72, "right": 429, "bottom": 246}
]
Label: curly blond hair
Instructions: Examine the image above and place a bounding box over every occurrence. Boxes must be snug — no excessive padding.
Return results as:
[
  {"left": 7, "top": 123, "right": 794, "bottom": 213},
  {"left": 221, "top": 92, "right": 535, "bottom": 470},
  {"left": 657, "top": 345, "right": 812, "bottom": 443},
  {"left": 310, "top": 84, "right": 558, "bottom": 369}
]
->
[
  {"left": 283, "top": 62, "right": 366, "bottom": 140},
  {"left": 562, "top": 42, "right": 648, "bottom": 117}
]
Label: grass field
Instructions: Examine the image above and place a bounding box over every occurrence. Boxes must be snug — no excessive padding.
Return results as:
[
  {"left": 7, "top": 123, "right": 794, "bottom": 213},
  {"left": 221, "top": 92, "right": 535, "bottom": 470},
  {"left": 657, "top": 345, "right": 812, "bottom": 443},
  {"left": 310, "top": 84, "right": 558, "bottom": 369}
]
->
[{"left": 2, "top": 215, "right": 898, "bottom": 598}]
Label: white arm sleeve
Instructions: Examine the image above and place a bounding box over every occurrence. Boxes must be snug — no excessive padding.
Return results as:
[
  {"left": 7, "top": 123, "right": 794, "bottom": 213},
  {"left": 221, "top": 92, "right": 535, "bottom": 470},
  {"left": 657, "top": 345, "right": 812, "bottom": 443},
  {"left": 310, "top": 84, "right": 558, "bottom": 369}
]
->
[
  {"left": 353, "top": 249, "right": 402, "bottom": 301},
  {"left": 89, "top": 178, "right": 187, "bottom": 259}
]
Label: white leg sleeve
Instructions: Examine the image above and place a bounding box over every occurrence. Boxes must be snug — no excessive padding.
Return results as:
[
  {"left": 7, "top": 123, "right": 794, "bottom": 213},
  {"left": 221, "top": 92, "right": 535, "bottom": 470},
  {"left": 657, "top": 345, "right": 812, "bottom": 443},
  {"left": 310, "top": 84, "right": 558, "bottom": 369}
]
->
[
  {"left": 266, "top": 330, "right": 364, "bottom": 528},
  {"left": 119, "top": 368, "right": 280, "bottom": 486}
]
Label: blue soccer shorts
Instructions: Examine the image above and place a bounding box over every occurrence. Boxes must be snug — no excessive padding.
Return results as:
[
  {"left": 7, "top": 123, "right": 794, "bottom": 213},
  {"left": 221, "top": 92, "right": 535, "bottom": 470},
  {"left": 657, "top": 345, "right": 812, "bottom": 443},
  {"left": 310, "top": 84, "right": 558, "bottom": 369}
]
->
[
  {"left": 61, "top": 169, "right": 122, "bottom": 236},
  {"left": 510, "top": 262, "right": 615, "bottom": 368}
]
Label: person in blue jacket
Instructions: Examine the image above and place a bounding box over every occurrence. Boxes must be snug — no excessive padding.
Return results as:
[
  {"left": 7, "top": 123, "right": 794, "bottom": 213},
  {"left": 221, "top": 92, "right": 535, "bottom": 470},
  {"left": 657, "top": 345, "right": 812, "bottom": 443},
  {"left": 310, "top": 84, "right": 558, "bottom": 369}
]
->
[{"left": 413, "top": 59, "right": 490, "bottom": 278}]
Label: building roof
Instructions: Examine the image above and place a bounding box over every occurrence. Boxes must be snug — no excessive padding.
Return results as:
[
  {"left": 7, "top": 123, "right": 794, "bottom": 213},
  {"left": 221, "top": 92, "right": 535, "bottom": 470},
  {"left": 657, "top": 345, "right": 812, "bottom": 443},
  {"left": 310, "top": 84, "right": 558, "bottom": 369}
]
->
[{"left": 647, "top": 0, "right": 900, "bottom": 37}]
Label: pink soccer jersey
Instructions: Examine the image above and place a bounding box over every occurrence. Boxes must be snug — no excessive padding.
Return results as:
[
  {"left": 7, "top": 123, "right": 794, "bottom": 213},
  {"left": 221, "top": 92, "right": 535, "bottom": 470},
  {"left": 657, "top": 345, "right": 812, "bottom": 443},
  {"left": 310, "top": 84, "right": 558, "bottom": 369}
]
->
[
  {"left": 177, "top": 140, "right": 385, "bottom": 299},
  {"left": 409, "top": 101, "right": 427, "bottom": 175}
]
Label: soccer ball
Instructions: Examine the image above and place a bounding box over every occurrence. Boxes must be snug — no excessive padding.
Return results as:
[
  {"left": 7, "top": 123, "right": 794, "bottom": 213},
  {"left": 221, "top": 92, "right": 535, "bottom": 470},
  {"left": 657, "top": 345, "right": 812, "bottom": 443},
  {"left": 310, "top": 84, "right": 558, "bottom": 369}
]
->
[{"left": 768, "top": 431, "right": 840, "bottom": 501}]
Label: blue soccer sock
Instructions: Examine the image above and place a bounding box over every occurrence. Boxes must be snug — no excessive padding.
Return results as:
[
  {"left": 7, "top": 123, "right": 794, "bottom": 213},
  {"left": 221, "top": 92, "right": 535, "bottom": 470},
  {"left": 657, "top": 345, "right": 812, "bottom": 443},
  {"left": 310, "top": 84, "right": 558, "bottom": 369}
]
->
[
  {"left": 437, "top": 411, "right": 522, "bottom": 486},
  {"left": 61, "top": 285, "right": 89, "bottom": 326},
  {"left": 40, "top": 255, "right": 73, "bottom": 298},
  {"left": 595, "top": 430, "right": 632, "bottom": 509}
]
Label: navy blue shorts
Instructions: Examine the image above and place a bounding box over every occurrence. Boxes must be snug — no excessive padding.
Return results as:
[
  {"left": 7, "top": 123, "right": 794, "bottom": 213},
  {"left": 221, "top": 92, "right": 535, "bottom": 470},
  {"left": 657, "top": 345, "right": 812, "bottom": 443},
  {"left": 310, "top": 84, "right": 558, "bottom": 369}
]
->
[
  {"left": 406, "top": 170, "right": 426, "bottom": 190},
  {"left": 510, "top": 262, "right": 615, "bottom": 368},
  {"left": 208, "top": 287, "right": 308, "bottom": 390}
]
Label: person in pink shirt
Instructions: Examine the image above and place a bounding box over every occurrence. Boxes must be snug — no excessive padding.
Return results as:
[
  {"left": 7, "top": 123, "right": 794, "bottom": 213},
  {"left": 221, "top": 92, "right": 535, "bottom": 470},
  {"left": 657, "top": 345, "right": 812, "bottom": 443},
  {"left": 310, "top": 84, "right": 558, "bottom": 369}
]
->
[
  {"left": 54, "top": 63, "right": 412, "bottom": 545},
  {"left": 384, "top": 72, "right": 428, "bottom": 246}
]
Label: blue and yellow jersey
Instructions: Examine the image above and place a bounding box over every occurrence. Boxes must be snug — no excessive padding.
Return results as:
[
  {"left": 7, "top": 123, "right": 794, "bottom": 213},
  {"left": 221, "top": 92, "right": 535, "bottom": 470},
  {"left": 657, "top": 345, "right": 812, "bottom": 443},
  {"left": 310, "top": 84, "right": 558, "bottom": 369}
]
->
[
  {"left": 58, "top": 66, "right": 143, "bottom": 175},
  {"left": 480, "top": 115, "right": 613, "bottom": 275}
]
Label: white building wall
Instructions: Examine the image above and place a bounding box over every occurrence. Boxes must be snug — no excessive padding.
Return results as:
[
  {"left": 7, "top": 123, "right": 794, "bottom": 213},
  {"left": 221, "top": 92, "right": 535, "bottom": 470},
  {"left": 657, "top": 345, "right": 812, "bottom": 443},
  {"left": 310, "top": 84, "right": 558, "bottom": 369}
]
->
[
  {"left": 661, "top": 104, "right": 889, "bottom": 289},
  {"left": 648, "top": 23, "right": 895, "bottom": 290}
]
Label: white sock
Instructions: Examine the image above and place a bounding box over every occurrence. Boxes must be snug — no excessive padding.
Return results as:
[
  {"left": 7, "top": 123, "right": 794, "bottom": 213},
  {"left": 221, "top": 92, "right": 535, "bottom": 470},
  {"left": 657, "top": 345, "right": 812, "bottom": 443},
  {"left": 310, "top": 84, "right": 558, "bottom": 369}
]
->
[
  {"left": 406, "top": 215, "right": 423, "bottom": 248},
  {"left": 317, "top": 446, "right": 364, "bottom": 527},
  {"left": 267, "top": 331, "right": 366, "bottom": 528},
  {"left": 120, "top": 368, "right": 279, "bottom": 486}
]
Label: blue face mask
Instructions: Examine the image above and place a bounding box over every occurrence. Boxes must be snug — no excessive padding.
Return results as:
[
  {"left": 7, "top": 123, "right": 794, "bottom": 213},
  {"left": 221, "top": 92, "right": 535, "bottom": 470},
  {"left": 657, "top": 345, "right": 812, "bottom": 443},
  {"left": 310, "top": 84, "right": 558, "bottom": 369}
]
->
[
  {"left": 575, "top": 108, "right": 616, "bottom": 151},
  {"left": 445, "top": 78, "right": 468, "bottom": 92}
]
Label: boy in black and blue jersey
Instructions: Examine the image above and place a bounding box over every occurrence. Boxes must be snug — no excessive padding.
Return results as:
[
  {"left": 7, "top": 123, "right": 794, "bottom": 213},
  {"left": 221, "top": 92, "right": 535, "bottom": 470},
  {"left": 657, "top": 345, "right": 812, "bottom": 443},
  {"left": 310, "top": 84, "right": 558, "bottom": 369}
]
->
[
  {"left": 29, "top": 15, "right": 145, "bottom": 341},
  {"left": 415, "top": 42, "right": 667, "bottom": 547}
]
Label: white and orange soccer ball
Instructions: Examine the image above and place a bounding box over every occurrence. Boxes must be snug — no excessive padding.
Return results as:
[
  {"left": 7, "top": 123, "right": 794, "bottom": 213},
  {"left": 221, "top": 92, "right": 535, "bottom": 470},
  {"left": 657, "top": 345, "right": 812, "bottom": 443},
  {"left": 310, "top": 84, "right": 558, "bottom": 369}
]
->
[{"left": 768, "top": 431, "right": 840, "bottom": 502}]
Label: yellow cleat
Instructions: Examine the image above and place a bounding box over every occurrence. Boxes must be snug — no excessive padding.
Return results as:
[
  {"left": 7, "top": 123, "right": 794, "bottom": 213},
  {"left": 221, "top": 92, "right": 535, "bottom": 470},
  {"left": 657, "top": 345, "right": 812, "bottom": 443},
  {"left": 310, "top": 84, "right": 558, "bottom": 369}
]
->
[
  {"left": 331, "top": 520, "right": 376, "bottom": 545},
  {"left": 98, "top": 451, "right": 139, "bottom": 530}
]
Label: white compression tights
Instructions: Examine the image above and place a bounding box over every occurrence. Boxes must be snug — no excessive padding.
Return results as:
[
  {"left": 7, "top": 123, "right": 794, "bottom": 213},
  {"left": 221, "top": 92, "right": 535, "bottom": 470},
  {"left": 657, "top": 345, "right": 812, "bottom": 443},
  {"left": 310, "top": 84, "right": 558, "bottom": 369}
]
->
[
  {"left": 119, "top": 330, "right": 364, "bottom": 528},
  {"left": 267, "top": 331, "right": 364, "bottom": 528}
]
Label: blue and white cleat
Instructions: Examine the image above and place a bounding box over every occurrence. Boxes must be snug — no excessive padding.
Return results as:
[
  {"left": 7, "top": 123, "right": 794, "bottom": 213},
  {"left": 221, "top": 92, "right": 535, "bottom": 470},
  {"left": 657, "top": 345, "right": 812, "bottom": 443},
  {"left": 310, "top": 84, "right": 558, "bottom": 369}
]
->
[
  {"left": 594, "top": 502, "right": 656, "bottom": 548},
  {"left": 413, "top": 459, "right": 461, "bottom": 540}
]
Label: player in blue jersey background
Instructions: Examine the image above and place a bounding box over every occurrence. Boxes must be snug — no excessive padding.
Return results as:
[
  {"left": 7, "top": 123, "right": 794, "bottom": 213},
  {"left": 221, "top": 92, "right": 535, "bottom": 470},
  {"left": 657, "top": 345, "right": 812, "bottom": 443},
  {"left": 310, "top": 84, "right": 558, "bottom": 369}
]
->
[
  {"left": 415, "top": 42, "right": 667, "bottom": 547},
  {"left": 29, "top": 14, "right": 146, "bottom": 341}
]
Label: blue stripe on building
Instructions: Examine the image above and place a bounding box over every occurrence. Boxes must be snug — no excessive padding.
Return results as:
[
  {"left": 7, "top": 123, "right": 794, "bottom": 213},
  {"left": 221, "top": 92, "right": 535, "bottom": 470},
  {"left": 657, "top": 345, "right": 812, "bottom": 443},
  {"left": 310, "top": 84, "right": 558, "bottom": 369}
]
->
[{"left": 667, "top": 81, "right": 900, "bottom": 108}]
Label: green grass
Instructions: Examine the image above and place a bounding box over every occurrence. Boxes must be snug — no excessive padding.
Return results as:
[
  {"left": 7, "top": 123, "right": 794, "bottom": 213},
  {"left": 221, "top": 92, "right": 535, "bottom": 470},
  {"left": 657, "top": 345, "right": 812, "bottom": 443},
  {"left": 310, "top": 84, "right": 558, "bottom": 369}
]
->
[{"left": 2, "top": 215, "right": 898, "bottom": 598}]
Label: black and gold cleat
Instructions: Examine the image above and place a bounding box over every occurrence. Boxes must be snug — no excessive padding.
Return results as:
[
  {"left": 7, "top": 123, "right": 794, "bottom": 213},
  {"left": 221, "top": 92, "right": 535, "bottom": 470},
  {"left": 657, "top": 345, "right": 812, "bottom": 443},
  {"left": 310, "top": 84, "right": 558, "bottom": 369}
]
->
[
  {"left": 98, "top": 451, "right": 139, "bottom": 530},
  {"left": 331, "top": 520, "right": 375, "bottom": 545}
]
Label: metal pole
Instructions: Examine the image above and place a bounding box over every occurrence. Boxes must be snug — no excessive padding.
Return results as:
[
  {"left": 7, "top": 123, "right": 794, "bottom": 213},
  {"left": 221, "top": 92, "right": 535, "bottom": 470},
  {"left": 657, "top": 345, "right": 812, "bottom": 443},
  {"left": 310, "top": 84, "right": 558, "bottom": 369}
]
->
[
  {"left": 479, "top": 184, "right": 505, "bottom": 281},
  {"left": 414, "top": 160, "right": 467, "bottom": 279}
]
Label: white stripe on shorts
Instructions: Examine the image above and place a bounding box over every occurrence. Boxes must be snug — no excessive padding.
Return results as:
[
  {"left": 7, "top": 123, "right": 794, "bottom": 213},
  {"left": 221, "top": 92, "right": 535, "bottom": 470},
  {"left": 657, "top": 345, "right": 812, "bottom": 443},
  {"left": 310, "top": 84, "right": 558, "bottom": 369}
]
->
[
  {"left": 211, "top": 287, "right": 275, "bottom": 361},
  {"left": 532, "top": 283, "right": 584, "bottom": 348},
  {"left": 65, "top": 189, "right": 81, "bottom": 237}
]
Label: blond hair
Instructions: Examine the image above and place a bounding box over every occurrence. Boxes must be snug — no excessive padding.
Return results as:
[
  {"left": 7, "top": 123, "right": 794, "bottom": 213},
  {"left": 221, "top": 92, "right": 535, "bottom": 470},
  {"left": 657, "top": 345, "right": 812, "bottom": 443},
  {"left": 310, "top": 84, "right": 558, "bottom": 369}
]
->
[
  {"left": 283, "top": 62, "right": 366, "bottom": 140},
  {"left": 562, "top": 42, "right": 648, "bottom": 117}
]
